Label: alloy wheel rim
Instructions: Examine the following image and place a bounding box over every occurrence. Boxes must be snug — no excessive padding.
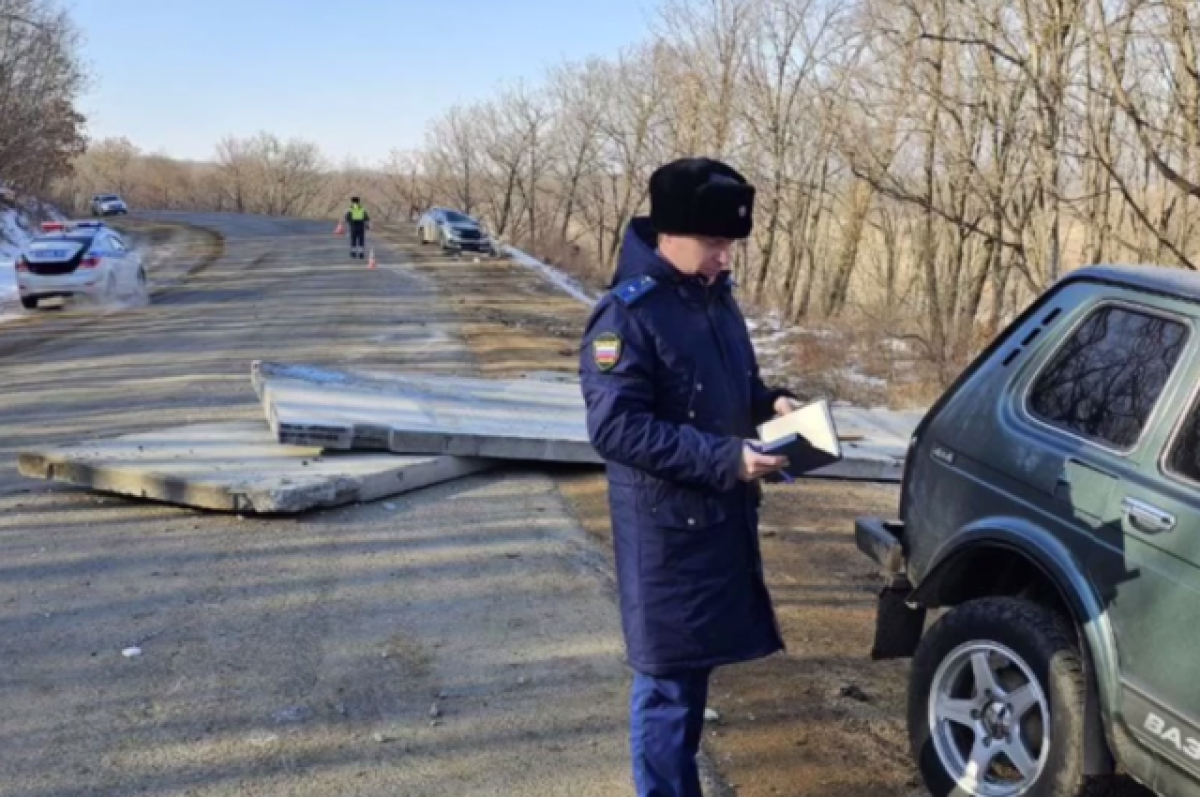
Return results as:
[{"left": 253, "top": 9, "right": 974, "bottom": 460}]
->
[{"left": 928, "top": 640, "right": 1050, "bottom": 796}]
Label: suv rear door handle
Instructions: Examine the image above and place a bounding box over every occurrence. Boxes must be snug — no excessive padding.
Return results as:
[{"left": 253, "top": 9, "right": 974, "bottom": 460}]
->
[{"left": 1121, "top": 497, "right": 1176, "bottom": 533}]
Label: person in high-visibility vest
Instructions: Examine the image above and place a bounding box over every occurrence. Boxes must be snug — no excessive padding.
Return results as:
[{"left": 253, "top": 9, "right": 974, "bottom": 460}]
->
[{"left": 344, "top": 197, "right": 370, "bottom": 259}]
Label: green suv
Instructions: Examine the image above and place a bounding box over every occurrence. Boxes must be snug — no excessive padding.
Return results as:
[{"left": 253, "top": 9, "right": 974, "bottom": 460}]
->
[{"left": 857, "top": 264, "right": 1200, "bottom": 797}]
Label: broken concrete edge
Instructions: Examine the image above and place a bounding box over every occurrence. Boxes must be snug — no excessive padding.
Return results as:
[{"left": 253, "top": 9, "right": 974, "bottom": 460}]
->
[
  {"left": 17, "top": 450, "right": 497, "bottom": 515},
  {"left": 388, "top": 429, "right": 604, "bottom": 464},
  {"left": 19, "top": 451, "right": 241, "bottom": 512}
]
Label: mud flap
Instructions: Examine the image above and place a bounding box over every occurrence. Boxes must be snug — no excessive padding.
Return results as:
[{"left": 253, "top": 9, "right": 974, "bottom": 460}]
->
[{"left": 870, "top": 581, "right": 926, "bottom": 660}]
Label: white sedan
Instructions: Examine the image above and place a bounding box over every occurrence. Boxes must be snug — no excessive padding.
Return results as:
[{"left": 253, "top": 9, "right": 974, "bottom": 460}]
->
[{"left": 16, "top": 221, "right": 146, "bottom": 310}]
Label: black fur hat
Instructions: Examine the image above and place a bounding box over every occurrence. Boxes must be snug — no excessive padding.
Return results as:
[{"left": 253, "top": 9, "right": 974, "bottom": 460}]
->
[{"left": 649, "top": 157, "right": 755, "bottom": 239}]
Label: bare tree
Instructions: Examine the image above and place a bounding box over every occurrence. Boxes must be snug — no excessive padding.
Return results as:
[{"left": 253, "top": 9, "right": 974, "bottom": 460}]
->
[
  {"left": 545, "top": 59, "right": 607, "bottom": 246},
  {"left": 1091, "top": 0, "right": 1200, "bottom": 269},
  {"left": 654, "top": 0, "right": 756, "bottom": 157},
  {"left": 426, "top": 105, "right": 482, "bottom": 215},
  {"left": 0, "top": 0, "right": 87, "bottom": 194}
]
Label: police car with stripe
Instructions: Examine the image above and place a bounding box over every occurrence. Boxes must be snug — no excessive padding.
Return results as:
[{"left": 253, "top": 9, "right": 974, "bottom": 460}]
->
[{"left": 16, "top": 220, "right": 146, "bottom": 310}]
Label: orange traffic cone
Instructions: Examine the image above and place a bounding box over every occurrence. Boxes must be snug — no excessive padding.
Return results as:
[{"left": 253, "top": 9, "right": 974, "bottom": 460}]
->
[
  {"left": 334, "top": 221, "right": 345, "bottom": 236},
  {"left": 367, "top": 249, "right": 377, "bottom": 270}
]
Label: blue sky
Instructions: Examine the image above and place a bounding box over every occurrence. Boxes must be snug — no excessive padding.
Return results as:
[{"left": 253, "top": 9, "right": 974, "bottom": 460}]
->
[{"left": 67, "top": 0, "right": 653, "bottom": 165}]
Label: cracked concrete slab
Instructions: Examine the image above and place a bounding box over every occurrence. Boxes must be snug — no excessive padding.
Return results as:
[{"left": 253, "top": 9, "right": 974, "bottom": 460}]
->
[
  {"left": 17, "top": 421, "right": 493, "bottom": 513},
  {"left": 252, "top": 361, "right": 914, "bottom": 481}
]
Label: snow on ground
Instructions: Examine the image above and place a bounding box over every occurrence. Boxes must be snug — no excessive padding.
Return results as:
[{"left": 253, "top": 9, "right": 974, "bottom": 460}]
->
[
  {"left": 0, "top": 262, "right": 14, "bottom": 305},
  {"left": 0, "top": 200, "right": 67, "bottom": 313},
  {"left": 744, "top": 311, "right": 797, "bottom": 380},
  {"left": 504, "top": 245, "right": 599, "bottom": 307},
  {"left": 0, "top": 207, "right": 32, "bottom": 304}
]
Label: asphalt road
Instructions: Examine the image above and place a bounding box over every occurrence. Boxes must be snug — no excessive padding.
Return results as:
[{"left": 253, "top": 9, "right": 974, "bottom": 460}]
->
[{"left": 0, "top": 214, "right": 657, "bottom": 796}]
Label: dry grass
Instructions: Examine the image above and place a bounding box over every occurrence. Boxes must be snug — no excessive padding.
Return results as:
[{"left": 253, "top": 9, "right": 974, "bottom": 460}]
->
[{"left": 772, "top": 313, "right": 951, "bottom": 410}]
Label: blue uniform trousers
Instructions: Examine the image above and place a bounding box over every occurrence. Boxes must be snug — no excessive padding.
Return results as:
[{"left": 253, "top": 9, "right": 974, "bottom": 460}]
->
[{"left": 630, "top": 667, "right": 713, "bottom": 797}]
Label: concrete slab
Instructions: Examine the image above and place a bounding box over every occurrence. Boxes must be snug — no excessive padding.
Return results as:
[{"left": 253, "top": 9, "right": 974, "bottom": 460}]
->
[
  {"left": 17, "top": 422, "right": 493, "bottom": 513},
  {"left": 253, "top": 361, "right": 917, "bottom": 482},
  {"left": 253, "top": 361, "right": 602, "bottom": 463},
  {"left": 819, "top": 404, "right": 922, "bottom": 482}
]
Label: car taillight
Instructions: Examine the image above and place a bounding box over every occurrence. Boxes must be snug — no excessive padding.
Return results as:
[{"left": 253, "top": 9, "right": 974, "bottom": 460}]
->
[
  {"left": 80, "top": 256, "right": 100, "bottom": 269},
  {"left": 15, "top": 257, "right": 29, "bottom": 272}
]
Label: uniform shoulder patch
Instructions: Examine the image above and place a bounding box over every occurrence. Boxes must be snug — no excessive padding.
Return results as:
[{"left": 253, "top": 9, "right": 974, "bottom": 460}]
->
[
  {"left": 612, "top": 275, "right": 658, "bottom": 306},
  {"left": 592, "top": 331, "right": 623, "bottom": 371}
]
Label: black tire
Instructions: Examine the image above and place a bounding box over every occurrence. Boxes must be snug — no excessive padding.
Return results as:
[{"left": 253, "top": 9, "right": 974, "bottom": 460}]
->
[
  {"left": 20, "top": 295, "right": 38, "bottom": 310},
  {"left": 908, "top": 597, "right": 1088, "bottom": 797}
]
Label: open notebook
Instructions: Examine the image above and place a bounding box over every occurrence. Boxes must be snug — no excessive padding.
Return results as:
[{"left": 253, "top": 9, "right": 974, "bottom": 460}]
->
[{"left": 754, "top": 398, "right": 843, "bottom": 480}]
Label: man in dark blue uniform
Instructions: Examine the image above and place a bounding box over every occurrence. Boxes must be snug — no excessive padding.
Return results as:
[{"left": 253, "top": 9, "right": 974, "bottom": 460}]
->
[{"left": 579, "top": 157, "right": 799, "bottom": 797}]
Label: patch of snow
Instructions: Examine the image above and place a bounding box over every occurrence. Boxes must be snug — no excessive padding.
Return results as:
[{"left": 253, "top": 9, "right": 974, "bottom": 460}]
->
[
  {"left": 838, "top": 367, "right": 888, "bottom": 389},
  {"left": 749, "top": 323, "right": 804, "bottom": 381},
  {"left": 504, "top": 245, "right": 598, "bottom": 307},
  {"left": 795, "top": 326, "right": 840, "bottom": 340},
  {"left": 0, "top": 207, "right": 32, "bottom": 307},
  {"left": 1, "top": 207, "right": 30, "bottom": 256},
  {"left": 0, "top": 260, "right": 13, "bottom": 303}
]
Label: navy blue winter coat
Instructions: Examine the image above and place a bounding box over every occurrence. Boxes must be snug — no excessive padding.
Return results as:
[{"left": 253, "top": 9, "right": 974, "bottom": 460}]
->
[{"left": 579, "top": 217, "right": 792, "bottom": 676}]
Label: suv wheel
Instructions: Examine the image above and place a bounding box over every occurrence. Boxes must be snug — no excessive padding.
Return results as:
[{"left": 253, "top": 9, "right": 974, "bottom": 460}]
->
[
  {"left": 909, "top": 597, "right": 1087, "bottom": 797},
  {"left": 20, "top": 295, "right": 38, "bottom": 310}
]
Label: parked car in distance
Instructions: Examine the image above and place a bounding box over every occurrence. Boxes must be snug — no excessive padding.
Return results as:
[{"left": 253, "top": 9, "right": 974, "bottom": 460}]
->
[
  {"left": 90, "top": 193, "right": 128, "bottom": 216},
  {"left": 417, "top": 207, "right": 496, "bottom": 255},
  {"left": 856, "top": 263, "right": 1200, "bottom": 797}
]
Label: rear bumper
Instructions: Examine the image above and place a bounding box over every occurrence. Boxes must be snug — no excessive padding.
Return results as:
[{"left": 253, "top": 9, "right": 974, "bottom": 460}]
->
[
  {"left": 18, "top": 271, "right": 105, "bottom": 297},
  {"left": 446, "top": 242, "right": 491, "bottom": 251},
  {"left": 855, "top": 516, "right": 907, "bottom": 575}
]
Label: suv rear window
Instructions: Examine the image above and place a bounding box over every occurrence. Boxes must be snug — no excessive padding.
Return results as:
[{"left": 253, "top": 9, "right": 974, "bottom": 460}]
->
[{"left": 1027, "top": 304, "right": 1188, "bottom": 450}]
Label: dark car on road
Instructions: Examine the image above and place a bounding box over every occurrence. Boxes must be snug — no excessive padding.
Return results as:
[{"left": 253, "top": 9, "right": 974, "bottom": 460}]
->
[{"left": 857, "top": 264, "right": 1200, "bottom": 797}]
